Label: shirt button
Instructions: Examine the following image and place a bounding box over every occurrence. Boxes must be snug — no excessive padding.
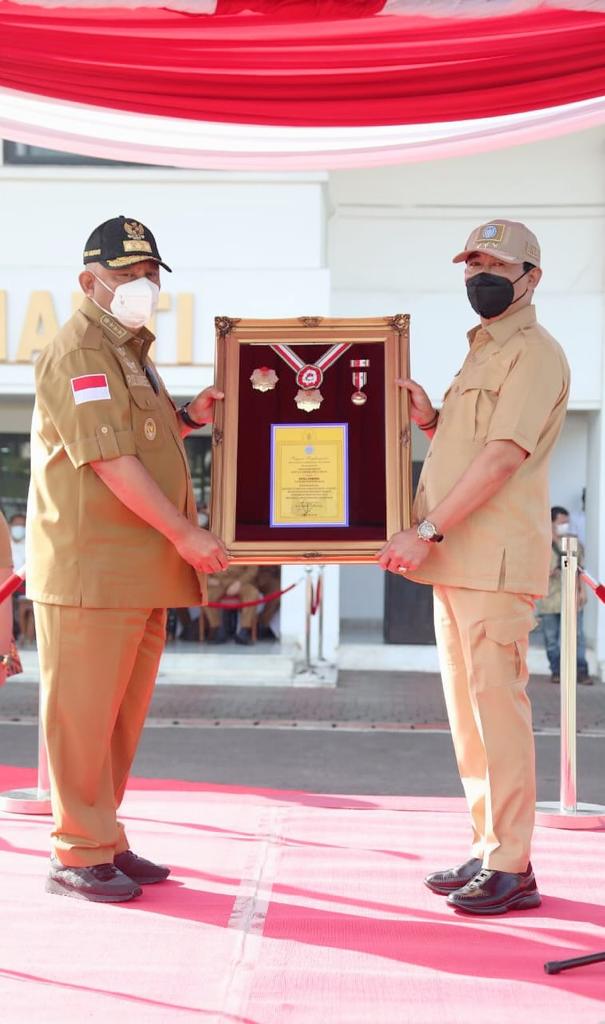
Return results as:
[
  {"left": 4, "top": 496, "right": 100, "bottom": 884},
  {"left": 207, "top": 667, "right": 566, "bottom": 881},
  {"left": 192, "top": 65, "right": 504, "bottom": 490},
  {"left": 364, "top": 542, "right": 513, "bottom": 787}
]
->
[{"left": 101, "top": 426, "right": 108, "bottom": 434}]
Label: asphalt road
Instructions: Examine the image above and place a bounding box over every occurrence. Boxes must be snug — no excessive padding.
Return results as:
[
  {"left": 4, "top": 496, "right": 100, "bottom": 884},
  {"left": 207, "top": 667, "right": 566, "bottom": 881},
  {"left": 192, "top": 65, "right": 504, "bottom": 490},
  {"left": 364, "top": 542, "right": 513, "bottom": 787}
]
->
[{"left": 1, "top": 722, "right": 603, "bottom": 803}]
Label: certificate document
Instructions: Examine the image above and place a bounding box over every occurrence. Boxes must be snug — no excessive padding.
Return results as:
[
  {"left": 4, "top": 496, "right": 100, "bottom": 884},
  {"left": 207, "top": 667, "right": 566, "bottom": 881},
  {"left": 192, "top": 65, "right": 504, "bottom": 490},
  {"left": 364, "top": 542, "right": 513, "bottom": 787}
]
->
[{"left": 270, "top": 424, "right": 349, "bottom": 528}]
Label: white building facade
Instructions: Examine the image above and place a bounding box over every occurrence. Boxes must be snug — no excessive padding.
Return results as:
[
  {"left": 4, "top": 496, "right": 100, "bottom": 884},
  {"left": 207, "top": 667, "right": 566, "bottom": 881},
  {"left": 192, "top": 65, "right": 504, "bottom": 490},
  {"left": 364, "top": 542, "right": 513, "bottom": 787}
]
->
[{"left": 1, "top": 126, "right": 604, "bottom": 675}]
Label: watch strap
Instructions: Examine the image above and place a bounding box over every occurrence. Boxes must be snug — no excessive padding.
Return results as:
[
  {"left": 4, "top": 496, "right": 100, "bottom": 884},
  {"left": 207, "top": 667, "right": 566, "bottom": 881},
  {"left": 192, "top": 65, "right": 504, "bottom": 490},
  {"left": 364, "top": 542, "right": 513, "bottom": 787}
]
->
[{"left": 179, "top": 403, "right": 204, "bottom": 430}]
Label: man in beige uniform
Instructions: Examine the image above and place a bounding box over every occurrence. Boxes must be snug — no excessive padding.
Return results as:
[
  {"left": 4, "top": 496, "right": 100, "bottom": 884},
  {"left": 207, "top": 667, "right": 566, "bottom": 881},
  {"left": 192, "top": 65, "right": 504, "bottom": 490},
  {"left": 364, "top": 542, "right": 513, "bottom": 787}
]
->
[
  {"left": 379, "top": 220, "right": 569, "bottom": 915},
  {"left": 27, "top": 216, "right": 229, "bottom": 903}
]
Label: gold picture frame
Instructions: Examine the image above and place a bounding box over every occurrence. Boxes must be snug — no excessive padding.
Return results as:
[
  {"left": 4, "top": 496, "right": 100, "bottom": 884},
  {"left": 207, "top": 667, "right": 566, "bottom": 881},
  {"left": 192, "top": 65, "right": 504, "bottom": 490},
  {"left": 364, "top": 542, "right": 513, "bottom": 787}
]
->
[{"left": 210, "top": 315, "right": 412, "bottom": 564}]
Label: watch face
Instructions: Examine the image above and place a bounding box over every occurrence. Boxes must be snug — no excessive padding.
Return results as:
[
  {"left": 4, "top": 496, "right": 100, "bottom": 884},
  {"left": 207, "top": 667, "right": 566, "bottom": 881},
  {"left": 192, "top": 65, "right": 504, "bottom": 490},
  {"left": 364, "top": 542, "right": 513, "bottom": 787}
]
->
[{"left": 419, "top": 521, "right": 435, "bottom": 541}]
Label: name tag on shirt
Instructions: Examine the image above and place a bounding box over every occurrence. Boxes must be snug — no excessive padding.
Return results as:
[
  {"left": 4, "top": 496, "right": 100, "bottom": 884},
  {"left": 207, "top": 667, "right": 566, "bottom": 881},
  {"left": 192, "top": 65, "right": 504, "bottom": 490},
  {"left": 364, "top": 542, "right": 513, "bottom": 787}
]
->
[{"left": 71, "top": 374, "right": 111, "bottom": 405}]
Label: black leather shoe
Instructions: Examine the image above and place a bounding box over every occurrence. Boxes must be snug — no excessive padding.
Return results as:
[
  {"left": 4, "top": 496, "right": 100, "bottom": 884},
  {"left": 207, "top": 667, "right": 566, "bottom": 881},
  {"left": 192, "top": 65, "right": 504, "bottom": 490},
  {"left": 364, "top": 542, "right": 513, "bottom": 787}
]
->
[
  {"left": 207, "top": 626, "right": 228, "bottom": 644},
  {"left": 258, "top": 625, "right": 278, "bottom": 642},
  {"left": 235, "top": 628, "right": 254, "bottom": 646},
  {"left": 578, "top": 671, "right": 594, "bottom": 686},
  {"left": 424, "top": 857, "right": 483, "bottom": 895},
  {"left": 114, "top": 850, "right": 171, "bottom": 885},
  {"left": 46, "top": 858, "right": 142, "bottom": 903},
  {"left": 447, "top": 863, "right": 541, "bottom": 915}
]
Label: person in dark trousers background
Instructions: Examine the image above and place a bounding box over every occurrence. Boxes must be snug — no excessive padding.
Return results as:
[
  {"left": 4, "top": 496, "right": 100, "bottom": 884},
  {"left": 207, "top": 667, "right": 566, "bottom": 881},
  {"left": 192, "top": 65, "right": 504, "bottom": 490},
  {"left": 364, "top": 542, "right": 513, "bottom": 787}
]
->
[{"left": 536, "top": 505, "right": 592, "bottom": 685}]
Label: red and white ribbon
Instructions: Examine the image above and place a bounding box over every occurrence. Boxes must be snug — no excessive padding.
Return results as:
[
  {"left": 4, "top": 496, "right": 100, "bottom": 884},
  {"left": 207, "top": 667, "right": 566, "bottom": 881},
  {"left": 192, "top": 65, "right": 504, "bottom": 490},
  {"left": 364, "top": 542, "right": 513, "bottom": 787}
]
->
[{"left": 271, "top": 342, "right": 352, "bottom": 390}]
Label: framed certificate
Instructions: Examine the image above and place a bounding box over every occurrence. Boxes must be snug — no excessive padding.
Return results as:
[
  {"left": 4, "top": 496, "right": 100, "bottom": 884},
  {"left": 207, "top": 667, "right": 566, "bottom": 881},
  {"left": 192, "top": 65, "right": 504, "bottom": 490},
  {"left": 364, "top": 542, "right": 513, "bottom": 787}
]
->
[
  {"left": 270, "top": 424, "right": 349, "bottom": 528},
  {"left": 210, "top": 315, "right": 412, "bottom": 564}
]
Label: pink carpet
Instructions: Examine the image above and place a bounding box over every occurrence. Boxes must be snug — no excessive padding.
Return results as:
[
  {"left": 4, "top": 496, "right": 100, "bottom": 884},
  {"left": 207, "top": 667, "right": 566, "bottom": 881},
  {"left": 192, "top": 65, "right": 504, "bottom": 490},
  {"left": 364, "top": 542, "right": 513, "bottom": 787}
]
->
[{"left": 0, "top": 766, "right": 603, "bottom": 1022}]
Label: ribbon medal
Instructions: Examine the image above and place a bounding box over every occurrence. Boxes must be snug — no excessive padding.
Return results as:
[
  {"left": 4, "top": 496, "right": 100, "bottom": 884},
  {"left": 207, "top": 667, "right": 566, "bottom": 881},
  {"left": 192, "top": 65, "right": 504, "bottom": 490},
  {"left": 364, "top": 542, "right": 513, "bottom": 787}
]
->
[
  {"left": 271, "top": 342, "right": 352, "bottom": 412},
  {"left": 350, "top": 358, "right": 370, "bottom": 405}
]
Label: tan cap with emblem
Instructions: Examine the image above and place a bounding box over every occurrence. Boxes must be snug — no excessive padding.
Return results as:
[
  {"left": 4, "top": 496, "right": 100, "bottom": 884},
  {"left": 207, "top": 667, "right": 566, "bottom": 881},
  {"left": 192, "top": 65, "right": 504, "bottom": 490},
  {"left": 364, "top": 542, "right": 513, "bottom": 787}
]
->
[{"left": 453, "top": 219, "right": 541, "bottom": 267}]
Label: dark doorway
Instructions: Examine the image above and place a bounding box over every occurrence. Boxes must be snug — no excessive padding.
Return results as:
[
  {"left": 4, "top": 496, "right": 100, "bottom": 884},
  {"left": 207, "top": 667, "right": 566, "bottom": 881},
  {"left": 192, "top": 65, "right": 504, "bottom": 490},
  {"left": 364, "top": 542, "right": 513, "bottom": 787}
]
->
[{"left": 383, "top": 461, "right": 436, "bottom": 644}]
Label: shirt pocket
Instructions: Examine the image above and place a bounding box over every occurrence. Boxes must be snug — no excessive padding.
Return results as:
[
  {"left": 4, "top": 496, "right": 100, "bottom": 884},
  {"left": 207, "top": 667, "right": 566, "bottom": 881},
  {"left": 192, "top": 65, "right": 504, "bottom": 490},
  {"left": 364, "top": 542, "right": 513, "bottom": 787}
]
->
[
  {"left": 459, "top": 363, "right": 508, "bottom": 441},
  {"left": 129, "top": 387, "right": 168, "bottom": 450}
]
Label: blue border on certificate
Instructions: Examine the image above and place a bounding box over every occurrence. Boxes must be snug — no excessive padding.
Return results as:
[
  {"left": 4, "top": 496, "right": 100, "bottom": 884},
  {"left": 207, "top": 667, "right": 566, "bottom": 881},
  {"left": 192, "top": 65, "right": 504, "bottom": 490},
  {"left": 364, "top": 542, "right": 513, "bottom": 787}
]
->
[{"left": 270, "top": 423, "right": 349, "bottom": 528}]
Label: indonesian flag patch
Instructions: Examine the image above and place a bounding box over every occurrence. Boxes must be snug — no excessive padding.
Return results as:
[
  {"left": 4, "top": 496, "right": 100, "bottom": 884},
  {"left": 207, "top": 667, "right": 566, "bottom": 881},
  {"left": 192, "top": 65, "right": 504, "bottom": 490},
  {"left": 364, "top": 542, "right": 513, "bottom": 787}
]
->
[{"left": 71, "top": 374, "right": 111, "bottom": 405}]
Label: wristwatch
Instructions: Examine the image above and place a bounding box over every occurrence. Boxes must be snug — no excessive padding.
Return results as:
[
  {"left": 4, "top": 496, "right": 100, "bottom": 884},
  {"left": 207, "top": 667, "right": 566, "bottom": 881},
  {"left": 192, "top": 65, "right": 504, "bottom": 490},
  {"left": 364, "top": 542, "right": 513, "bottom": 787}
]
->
[
  {"left": 417, "top": 519, "right": 444, "bottom": 543},
  {"left": 179, "top": 403, "right": 204, "bottom": 430}
]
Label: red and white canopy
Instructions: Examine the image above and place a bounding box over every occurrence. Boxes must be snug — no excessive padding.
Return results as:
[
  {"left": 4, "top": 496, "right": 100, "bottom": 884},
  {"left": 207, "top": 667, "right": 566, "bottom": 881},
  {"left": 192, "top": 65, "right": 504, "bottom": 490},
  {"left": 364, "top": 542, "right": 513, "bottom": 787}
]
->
[{"left": 1, "top": 0, "right": 604, "bottom": 168}]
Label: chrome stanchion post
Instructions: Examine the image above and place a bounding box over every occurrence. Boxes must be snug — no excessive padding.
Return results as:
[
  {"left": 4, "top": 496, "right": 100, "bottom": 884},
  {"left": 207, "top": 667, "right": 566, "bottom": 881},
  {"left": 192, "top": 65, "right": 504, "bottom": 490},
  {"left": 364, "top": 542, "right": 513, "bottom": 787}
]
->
[
  {"left": 536, "top": 534, "right": 605, "bottom": 829},
  {"left": 304, "top": 567, "right": 313, "bottom": 671},
  {"left": 560, "top": 534, "right": 578, "bottom": 812},
  {"left": 317, "top": 565, "right": 325, "bottom": 662},
  {"left": 0, "top": 702, "right": 52, "bottom": 815}
]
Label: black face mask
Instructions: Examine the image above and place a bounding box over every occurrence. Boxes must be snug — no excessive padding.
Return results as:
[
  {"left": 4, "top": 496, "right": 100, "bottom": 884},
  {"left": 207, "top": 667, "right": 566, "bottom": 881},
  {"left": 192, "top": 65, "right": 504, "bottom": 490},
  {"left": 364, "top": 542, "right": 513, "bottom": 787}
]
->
[{"left": 466, "top": 268, "right": 530, "bottom": 319}]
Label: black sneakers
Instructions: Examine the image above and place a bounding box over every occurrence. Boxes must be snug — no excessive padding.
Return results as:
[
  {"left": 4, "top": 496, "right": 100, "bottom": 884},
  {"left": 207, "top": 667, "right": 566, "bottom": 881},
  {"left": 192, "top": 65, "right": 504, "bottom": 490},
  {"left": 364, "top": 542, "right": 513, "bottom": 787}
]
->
[
  {"left": 446, "top": 864, "right": 541, "bottom": 915},
  {"left": 234, "top": 627, "right": 254, "bottom": 646},
  {"left": 424, "top": 857, "right": 483, "bottom": 895},
  {"left": 46, "top": 858, "right": 142, "bottom": 903},
  {"left": 114, "top": 850, "right": 171, "bottom": 885}
]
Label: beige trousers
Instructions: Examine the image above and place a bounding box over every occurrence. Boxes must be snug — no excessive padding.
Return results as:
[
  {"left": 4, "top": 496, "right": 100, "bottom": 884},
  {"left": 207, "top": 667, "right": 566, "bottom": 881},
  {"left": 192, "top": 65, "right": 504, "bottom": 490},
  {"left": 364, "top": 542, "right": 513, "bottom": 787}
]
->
[
  {"left": 433, "top": 586, "right": 537, "bottom": 873},
  {"left": 34, "top": 603, "right": 166, "bottom": 867}
]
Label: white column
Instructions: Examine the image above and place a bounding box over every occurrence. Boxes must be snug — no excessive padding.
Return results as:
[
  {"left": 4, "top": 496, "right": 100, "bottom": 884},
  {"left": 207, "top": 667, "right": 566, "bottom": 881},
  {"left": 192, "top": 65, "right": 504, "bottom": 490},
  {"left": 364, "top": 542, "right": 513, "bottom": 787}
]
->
[{"left": 586, "top": 409, "right": 605, "bottom": 681}]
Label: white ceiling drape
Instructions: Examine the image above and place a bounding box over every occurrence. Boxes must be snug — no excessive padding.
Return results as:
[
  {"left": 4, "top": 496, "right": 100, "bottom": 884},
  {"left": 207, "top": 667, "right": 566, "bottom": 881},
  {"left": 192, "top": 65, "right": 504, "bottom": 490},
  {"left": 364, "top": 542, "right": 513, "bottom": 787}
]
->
[{"left": 2, "top": 87, "right": 605, "bottom": 170}]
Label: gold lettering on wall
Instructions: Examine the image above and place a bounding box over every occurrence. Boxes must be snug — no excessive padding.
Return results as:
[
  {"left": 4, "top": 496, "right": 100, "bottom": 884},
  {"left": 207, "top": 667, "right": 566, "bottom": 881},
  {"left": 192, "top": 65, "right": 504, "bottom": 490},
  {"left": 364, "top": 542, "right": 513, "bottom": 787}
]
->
[
  {"left": 177, "top": 293, "right": 194, "bottom": 364},
  {"left": 146, "top": 292, "right": 171, "bottom": 361},
  {"left": 16, "top": 292, "right": 60, "bottom": 363},
  {"left": 1, "top": 291, "right": 205, "bottom": 365},
  {"left": 0, "top": 292, "right": 6, "bottom": 362}
]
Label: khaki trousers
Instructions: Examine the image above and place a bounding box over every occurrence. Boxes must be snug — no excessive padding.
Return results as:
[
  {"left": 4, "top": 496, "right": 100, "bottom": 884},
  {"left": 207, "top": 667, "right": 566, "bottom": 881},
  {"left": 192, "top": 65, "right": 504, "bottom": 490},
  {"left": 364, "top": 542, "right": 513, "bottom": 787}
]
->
[
  {"left": 433, "top": 586, "right": 536, "bottom": 873},
  {"left": 34, "top": 603, "right": 166, "bottom": 867}
]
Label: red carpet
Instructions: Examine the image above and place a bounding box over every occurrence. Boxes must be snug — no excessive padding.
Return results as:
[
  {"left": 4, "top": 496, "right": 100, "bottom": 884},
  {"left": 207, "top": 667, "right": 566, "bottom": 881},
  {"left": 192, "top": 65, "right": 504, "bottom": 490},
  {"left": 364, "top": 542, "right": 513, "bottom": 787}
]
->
[{"left": 0, "top": 766, "right": 603, "bottom": 1022}]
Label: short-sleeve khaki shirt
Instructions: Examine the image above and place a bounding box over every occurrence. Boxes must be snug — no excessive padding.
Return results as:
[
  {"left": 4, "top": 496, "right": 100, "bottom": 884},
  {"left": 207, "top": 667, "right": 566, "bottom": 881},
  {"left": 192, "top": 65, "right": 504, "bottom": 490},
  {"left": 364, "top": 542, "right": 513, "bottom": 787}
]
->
[
  {"left": 408, "top": 306, "right": 570, "bottom": 597},
  {"left": 26, "top": 298, "right": 206, "bottom": 608}
]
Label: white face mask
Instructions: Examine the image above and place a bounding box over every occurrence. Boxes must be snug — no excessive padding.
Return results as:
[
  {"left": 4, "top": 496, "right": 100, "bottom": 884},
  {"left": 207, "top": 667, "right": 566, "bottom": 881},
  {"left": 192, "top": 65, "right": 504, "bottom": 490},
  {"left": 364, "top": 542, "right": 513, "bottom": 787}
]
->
[
  {"left": 93, "top": 273, "right": 159, "bottom": 330},
  {"left": 555, "top": 522, "right": 571, "bottom": 537},
  {"left": 11, "top": 525, "right": 25, "bottom": 542}
]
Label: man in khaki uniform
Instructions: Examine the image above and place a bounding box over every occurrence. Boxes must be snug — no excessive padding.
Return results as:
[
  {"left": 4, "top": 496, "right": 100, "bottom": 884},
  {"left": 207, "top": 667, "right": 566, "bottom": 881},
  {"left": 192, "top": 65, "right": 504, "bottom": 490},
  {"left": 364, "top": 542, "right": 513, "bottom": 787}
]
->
[
  {"left": 379, "top": 220, "right": 569, "bottom": 915},
  {"left": 27, "top": 216, "right": 229, "bottom": 903}
]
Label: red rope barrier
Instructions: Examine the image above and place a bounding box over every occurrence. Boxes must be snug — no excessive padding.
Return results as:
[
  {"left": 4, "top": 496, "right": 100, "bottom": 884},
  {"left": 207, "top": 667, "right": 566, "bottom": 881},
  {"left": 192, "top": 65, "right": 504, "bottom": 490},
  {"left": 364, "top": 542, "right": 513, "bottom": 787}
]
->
[
  {"left": 0, "top": 569, "right": 26, "bottom": 606},
  {"left": 310, "top": 577, "right": 322, "bottom": 616},
  {"left": 205, "top": 582, "right": 298, "bottom": 610},
  {"left": 0, "top": 572, "right": 299, "bottom": 611},
  {"left": 580, "top": 570, "right": 605, "bottom": 605}
]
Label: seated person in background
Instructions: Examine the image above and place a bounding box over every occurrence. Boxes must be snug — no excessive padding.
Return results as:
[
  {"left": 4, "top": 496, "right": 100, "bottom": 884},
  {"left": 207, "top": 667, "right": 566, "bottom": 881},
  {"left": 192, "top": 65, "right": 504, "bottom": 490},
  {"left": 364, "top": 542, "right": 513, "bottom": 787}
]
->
[
  {"left": 206, "top": 565, "right": 260, "bottom": 645},
  {"left": 536, "top": 505, "right": 592, "bottom": 685},
  {"left": 255, "top": 565, "right": 281, "bottom": 641}
]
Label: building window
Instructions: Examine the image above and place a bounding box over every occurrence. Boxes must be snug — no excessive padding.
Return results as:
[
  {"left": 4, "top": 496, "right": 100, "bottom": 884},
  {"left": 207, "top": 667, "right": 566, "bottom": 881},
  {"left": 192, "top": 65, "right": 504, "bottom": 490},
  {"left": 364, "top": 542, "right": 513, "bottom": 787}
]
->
[
  {"left": 3, "top": 141, "right": 145, "bottom": 167},
  {"left": 0, "top": 434, "right": 31, "bottom": 519},
  {"left": 0, "top": 431, "right": 212, "bottom": 522},
  {"left": 183, "top": 434, "right": 213, "bottom": 513}
]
